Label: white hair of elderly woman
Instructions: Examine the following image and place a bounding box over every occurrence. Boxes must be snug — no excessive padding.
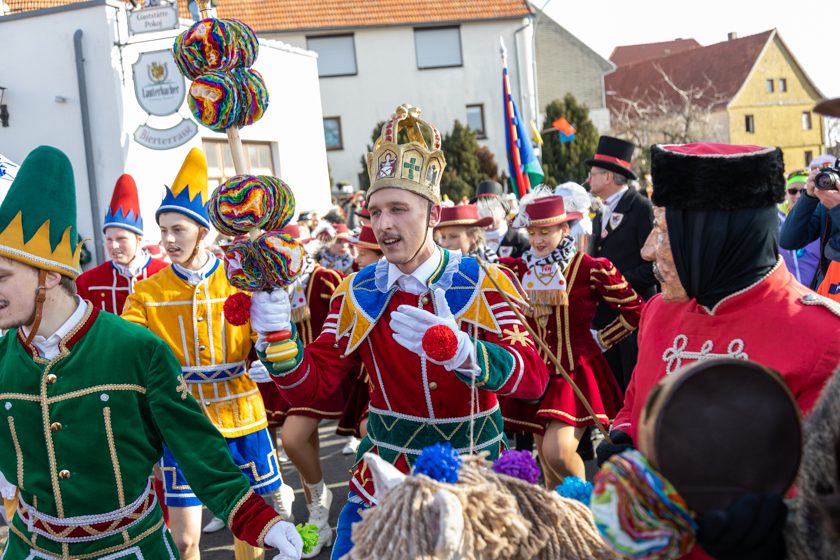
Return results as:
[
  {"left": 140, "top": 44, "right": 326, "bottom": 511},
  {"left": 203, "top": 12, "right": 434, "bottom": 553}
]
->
[{"left": 554, "top": 182, "right": 593, "bottom": 238}]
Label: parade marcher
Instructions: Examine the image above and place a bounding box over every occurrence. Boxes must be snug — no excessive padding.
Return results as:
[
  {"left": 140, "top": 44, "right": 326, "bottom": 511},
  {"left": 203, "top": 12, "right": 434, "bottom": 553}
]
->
[
  {"left": 598, "top": 143, "right": 840, "bottom": 559},
  {"left": 251, "top": 222, "right": 345, "bottom": 558},
  {"left": 474, "top": 179, "right": 530, "bottom": 258},
  {"left": 434, "top": 204, "right": 497, "bottom": 262},
  {"left": 75, "top": 172, "right": 171, "bottom": 525},
  {"left": 586, "top": 136, "right": 658, "bottom": 391},
  {"left": 250, "top": 104, "right": 549, "bottom": 560},
  {"left": 0, "top": 146, "right": 302, "bottom": 559},
  {"left": 122, "top": 148, "right": 292, "bottom": 560},
  {"left": 778, "top": 169, "right": 821, "bottom": 287},
  {"left": 314, "top": 222, "right": 354, "bottom": 275},
  {"left": 336, "top": 225, "right": 383, "bottom": 456},
  {"left": 501, "top": 193, "right": 643, "bottom": 487},
  {"left": 76, "top": 174, "right": 168, "bottom": 313}
]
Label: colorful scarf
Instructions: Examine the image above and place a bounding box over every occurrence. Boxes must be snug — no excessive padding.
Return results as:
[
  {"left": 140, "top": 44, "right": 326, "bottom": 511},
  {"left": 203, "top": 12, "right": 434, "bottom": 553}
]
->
[{"left": 521, "top": 235, "right": 576, "bottom": 316}]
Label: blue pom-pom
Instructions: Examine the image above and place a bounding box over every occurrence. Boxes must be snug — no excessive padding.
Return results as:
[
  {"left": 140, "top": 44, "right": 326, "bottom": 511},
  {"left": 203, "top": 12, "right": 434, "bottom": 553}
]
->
[
  {"left": 556, "top": 476, "right": 593, "bottom": 505},
  {"left": 413, "top": 442, "right": 462, "bottom": 483}
]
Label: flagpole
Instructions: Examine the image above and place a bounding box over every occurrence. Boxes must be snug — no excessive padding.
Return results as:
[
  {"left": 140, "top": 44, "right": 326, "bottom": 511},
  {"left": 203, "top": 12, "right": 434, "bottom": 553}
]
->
[{"left": 500, "top": 37, "right": 529, "bottom": 198}]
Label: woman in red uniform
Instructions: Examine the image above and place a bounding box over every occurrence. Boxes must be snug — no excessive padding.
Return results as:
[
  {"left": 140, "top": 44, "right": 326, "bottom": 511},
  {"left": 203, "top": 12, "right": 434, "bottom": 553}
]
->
[{"left": 504, "top": 194, "right": 644, "bottom": 487}]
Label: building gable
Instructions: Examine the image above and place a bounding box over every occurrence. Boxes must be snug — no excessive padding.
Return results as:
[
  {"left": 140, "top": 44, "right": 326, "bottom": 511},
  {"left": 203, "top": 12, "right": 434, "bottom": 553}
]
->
[{"left": 610, "top": 38, "right": 700, "bottom": 66}]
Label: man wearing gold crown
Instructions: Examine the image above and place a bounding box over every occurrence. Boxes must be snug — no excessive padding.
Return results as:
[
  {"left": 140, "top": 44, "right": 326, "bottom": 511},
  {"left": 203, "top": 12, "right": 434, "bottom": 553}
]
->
[
  {"left": 122, "top": 148, "right": 296, "bottom": 560},
  {"left": 0, "top": 146, "right": 302, "bottom": 559},
  {"left": 248, "top": 105, "right": 550, "bottom": 559}
]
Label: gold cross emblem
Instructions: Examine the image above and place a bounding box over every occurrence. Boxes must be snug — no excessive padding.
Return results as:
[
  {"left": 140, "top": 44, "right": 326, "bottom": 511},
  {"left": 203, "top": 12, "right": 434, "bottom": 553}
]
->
[
  {"left": 175, "top": 376, "right": 189, "bottom": 400},
  {"left": 502, "top": 325, "right": 533, "bottom": 347}
]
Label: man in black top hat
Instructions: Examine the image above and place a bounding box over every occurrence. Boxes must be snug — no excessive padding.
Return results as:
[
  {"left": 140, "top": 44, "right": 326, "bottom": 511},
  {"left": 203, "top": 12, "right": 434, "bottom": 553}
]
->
[
  {"left": 474, "top": 180, "right": 530, "bottom": 258},
  {"left": 586, "top": 136, "right": 658, "bottom": 391}
]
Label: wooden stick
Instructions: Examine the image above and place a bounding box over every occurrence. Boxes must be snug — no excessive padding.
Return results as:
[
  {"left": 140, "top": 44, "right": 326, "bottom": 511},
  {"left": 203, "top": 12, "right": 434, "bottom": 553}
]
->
[
  {"left": 476, "top": 257, "right": 613, "bottom": 445},
  {"left": 226, "top": 126, "right": 248, "bottom": 175}
]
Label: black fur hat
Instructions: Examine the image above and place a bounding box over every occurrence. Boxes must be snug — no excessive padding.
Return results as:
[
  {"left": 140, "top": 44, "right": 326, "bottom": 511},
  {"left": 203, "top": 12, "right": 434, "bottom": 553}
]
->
[{"left": 650, "top": 143, "right": 785, "bottom": 211}]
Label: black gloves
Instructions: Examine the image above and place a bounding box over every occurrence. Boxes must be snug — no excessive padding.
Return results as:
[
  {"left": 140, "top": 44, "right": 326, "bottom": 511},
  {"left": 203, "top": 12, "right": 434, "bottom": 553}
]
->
[
  {"left": 595, "top": 429, "right": 633, "bottom": 467},
  {"left": 696, "top": 493, "right": 788, "bottom": 560}
]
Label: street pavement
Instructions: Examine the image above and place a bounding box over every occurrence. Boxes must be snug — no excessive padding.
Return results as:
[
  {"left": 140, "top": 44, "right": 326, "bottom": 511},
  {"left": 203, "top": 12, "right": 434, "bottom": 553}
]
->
[{"left": 203, "top": 421, "right": 355, "bottom": 559}]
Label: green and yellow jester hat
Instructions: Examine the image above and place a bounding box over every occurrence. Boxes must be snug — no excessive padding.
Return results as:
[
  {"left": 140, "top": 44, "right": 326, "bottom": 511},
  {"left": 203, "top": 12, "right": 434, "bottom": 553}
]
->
[{"left": 0, "top": 146, "right": 81, "bottom": 278}]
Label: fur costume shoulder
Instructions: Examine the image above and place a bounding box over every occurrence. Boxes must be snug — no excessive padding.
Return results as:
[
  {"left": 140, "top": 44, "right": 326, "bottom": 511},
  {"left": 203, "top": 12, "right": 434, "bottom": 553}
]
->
[{"left": 331, "top": 250, "right": 525, "bottom": 354}]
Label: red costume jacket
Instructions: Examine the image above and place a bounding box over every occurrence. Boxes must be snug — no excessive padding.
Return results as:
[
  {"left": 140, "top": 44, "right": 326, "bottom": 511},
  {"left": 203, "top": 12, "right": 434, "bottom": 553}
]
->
[
  {"left": 613, "top": 263, "right": 840, "bottom": 560},
  {"left": 614, "top": 261, "right": 840, "bottom": 441},
  {"left": 76, "top": 256, "right": 168, "bottom": 314},
  {"left": 265, "top": 251, "right": 549, "bottom": 504}
]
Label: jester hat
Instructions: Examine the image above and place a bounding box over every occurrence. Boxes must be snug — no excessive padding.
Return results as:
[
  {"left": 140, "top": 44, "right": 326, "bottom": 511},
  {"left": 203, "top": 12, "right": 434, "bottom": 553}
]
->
[
  {"left": 103, "top": 174, "right": 144, "bottom": 235},
  {"left": 156, "top": 147, "right": 210, "bottom": 228},
  {"left": 0, "top": 146, "right": 81, "bottom": 278}
]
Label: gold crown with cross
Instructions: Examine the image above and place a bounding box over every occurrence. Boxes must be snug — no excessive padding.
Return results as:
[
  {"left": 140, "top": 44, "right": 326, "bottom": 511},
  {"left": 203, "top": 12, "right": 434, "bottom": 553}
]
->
[{"left": 366, "top": 104, "right": 446, "bottom": 204}]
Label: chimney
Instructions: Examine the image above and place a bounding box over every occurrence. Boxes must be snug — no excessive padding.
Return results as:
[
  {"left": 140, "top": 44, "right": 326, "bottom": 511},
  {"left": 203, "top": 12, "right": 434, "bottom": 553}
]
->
[{"left": 727, "top": 32, "right": 738, "bottom": 40}]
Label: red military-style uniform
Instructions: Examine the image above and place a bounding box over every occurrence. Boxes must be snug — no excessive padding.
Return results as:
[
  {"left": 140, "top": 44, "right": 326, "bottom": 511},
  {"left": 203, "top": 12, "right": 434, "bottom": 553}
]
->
[
  {"left": 76, "top": 256, "right": 168, "bottom": 314},
  {"left": 264, "top": 251, "right": 549, "bottom": 504},
  {"left": 614, "top": 261, "right": 840, "bottom": 441},
  {"left": 614, "top": 262, "right": 840, "bottom": 560},
  {"left": 258, "top": 265, "right": 346, "bottom": 425},
  {"left": 502, "top": 252, "right": 644, "bottom": 432}
]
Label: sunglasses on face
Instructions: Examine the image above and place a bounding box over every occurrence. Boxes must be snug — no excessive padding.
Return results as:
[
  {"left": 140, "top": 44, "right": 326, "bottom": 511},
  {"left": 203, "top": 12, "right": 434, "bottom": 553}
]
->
[{"left": 787, "top": 188, "right": 805, "bottom": 195}]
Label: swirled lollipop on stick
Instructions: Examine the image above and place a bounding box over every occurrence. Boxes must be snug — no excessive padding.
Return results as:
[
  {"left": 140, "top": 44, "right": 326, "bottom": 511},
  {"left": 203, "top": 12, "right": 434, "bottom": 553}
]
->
[
  {"left": 259, "top": 176, "right": 295, "bottom": 231},
  {"left": 188, "top": 71, "right": 241, "bottom": 131},
  {"left": 209, "top": 175, "right": 276, "bottom": 237}
]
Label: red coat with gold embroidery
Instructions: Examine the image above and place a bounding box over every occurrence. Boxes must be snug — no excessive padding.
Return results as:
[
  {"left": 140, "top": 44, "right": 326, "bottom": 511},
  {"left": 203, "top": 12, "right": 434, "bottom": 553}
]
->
[
  {"left": 76, "top": 257, "right": 168, "bottom": 314},
  {"left": 263, "top": 251, "right": 549, "bottom": 504}
]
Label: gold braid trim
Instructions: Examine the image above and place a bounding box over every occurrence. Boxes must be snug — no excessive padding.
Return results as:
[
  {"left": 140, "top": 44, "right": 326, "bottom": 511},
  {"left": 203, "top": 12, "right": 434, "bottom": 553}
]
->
[
  {"left": 8, "top": 416, "right": 23, "bottom": 488},
  {"left": 103, "top": 407, "right": 125, "bottom": 508},
  {"left": 227, "top": 488, "right": 255, "bottom": 529}
]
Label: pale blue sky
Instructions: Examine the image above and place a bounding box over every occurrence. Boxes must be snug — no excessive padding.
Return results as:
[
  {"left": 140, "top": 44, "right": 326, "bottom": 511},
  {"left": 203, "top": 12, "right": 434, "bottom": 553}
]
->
[{"left": 542, "top": 0, "right": 838, "bottom": 98}]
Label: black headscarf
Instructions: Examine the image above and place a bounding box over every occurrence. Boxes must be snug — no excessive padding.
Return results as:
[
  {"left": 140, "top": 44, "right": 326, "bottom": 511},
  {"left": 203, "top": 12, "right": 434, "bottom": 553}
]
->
[{"left": 666, "top": 206, "right": 780, "bottom": 309}]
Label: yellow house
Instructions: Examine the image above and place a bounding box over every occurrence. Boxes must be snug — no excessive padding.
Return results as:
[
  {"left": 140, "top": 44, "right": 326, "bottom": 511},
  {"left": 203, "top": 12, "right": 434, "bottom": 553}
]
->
[{"left": 607, "top": 30, "right": 825, "bottom": 173}]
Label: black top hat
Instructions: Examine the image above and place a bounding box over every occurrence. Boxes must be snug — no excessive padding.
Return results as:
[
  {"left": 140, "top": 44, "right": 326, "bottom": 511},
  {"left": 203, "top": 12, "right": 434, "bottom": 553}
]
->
[
  {"left": 585, "top": 136, "right": 638, "bottom": 180},
  {"left": 475, "top": 180, "right": 503, "bottom": 198}
]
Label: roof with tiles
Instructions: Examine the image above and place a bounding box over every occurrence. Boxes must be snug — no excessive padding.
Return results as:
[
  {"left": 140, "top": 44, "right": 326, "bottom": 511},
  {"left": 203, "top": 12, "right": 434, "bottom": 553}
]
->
[
  {"left": 605, "top": 31, "right": 773, "bottom": 115},
  {"left": 175, "top": 0, "right": 533, "bottom": 32},
  {"left": 610, "top": 38, "right": 701, "bottom": 66}
]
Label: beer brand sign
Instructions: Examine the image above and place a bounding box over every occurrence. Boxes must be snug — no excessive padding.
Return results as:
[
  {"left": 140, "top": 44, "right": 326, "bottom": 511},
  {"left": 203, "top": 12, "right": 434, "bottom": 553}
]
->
[{"left": 132, "top": 49, "right": 185, "bottom": 117}]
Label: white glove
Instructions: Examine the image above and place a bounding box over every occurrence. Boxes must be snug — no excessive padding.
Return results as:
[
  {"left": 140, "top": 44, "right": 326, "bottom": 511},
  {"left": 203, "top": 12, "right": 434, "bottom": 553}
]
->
[
  {"left": 248, "top": 360, "right": 271, "bottom": 384},
  {"left": 0, "top": 470, "right": 16, "bottom": 500},
  {"left": 250, "top": 290, "right": 292, "bottom": 335},
  {"left": 389, "top": 288, "right": 476, "bottom": 373},
  {"left": 264, "top": 520, "right": 303, "bottom": 560},
  {"left": 591, "top": 329, "right": 607, "bottom": 353}
]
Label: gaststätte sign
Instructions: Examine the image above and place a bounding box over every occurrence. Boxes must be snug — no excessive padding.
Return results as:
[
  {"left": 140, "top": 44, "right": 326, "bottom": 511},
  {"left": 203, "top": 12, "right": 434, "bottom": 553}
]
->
[{"left": 127, "top": 5, "right": 179, "bottom": 36}]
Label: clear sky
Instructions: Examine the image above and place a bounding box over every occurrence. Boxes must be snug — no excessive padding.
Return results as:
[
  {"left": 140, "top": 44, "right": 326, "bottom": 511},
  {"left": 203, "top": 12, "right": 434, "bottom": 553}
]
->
[{"left": 541, "top": 0, "right": 839, "bottom": 99}]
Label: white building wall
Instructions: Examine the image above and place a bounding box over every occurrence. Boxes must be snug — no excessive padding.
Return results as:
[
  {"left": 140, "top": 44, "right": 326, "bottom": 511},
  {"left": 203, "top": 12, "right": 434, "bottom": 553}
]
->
[
  {"left": 270, "top": 18, "right": 535, "bottom": 189},
  {"left": 0, "top": 1, "right": 331, "bottom": 267}
]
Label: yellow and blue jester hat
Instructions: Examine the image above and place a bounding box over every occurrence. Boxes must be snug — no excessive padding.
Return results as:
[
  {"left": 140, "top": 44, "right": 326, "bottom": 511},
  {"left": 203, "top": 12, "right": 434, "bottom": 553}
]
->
[{"left": 156, "top": 147, "right": 210, "bottom": 228}]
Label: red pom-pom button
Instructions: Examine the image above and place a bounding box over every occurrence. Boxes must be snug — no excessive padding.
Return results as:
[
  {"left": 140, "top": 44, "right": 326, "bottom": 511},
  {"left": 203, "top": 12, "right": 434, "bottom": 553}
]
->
[
  {"left": 224, "top": 292, "right": 252, "bottom": 326},
  {"left": 422, "top": 324, "right": 458, "bottom": 363}
]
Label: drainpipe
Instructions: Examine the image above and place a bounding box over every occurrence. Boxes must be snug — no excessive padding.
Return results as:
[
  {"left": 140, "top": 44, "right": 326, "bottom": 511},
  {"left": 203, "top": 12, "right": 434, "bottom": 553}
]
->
[{"left": 74, "top": 29, "right": 105, "bottom": 265}]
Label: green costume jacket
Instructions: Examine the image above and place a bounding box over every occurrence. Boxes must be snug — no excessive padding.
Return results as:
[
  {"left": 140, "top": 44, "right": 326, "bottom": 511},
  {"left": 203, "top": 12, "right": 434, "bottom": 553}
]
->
[{"left": 0, "top": 305, "right": 281, "bottom": 559}]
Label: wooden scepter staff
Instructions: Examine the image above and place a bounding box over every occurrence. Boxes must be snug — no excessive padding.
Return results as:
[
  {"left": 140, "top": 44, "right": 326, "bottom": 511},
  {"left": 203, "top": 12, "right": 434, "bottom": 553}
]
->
[
  {"left": 476, "top": 257, "right": 613, "bottom": 445},
  {"left": 197, "top": 0, "right": 249, "bottom": 178}
]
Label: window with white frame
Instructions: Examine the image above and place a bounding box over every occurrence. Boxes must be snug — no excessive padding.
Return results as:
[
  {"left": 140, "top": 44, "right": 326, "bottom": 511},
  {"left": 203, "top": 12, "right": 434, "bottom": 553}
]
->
[
  {"left": 203, "top": 140, "right": 274, "bottom": 190},
  {"left": 802, "top": 111, "right": 813, "bottom": 130},
  {"left": 307, "top": 34, "right": 357, "bottom": 77},
  {"left": 414, "top": 26, "right": 462, "bottom": 69}
]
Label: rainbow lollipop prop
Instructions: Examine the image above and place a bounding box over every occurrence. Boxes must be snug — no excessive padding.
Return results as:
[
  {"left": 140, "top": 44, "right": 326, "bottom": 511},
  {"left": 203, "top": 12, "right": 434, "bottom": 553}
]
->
[
  {"left": 209, "top": 173, "right": 300, "bottom": 363},
  {"left": 173, "top": 1, "right": 269, "bottom": 173}
]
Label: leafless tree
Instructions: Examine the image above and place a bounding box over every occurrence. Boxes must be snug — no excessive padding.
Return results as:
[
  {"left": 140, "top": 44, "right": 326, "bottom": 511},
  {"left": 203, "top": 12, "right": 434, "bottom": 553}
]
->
[
  {"left": 608, "top": 64, "right": 729, "bottom": 176},
  {"left": 824, "top": 117, "right": 840, "bottom": 158}
]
